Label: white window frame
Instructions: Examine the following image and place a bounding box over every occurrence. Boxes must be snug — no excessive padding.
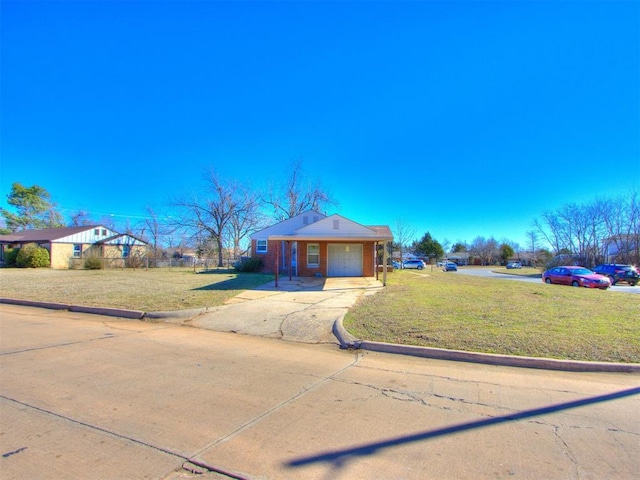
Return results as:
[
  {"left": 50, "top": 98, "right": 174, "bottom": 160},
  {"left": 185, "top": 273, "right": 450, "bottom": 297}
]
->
[
  {"left": 256, "top": 239, "right": 268, "bottom": 254},
  {"left": 307, "top": 243, "right": 320, "bottom": 267},
  {"left": 73, "top": 244, "right": 82, "bottom": 258}
]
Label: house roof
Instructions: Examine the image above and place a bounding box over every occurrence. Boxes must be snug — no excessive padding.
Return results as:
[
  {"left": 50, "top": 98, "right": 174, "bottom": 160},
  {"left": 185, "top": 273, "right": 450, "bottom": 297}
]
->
[
  {"left": 250, "top": 210, "right": 327, "bottom": 239},
  {"left": 0, "top": 225, "right": 148, "bottom": 247},
  {"left": 96, "top": 234, "right": 147, "bottom": 246},
  {"left": 0, "top": 225, "right": 108, "bottom": 243},
  {"left": 265, "top": 213, "right": 393, "bottom": 242}
]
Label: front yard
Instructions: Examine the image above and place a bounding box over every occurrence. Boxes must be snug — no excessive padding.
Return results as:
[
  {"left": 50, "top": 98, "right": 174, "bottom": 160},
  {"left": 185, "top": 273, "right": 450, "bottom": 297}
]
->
[
  {"left": 344, "top": 268, "right": 640, "bottom": 363},
  {"left": 0, "top": 268, "right": 273, "bottom": 312}
]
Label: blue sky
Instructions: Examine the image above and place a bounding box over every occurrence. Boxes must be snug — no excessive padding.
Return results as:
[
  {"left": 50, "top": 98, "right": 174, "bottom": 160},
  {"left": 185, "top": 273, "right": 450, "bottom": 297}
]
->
[{"left": 1, "top": 0, "right": 638, "bottom": 248}]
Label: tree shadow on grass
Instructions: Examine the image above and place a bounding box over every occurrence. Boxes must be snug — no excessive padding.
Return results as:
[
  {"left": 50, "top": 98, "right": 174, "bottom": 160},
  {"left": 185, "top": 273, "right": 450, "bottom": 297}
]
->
[
  {"left": 284, "top": 387, "right": 640, "bottom": 473},
  {"left": 191, "top": 273, "right": 274, "bottom": 291}
]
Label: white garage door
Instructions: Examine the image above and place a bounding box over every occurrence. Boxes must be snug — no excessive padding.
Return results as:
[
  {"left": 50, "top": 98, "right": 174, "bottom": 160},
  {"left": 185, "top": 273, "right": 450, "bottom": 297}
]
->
[{"left": 327, "top": 244, "right": 363, "bottom": 277}]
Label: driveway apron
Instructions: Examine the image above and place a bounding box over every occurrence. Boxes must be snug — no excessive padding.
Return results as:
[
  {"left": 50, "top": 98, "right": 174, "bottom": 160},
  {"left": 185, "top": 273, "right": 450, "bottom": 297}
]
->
[{"left": 158, "top": 277, "right": 383, "bottom": 344}]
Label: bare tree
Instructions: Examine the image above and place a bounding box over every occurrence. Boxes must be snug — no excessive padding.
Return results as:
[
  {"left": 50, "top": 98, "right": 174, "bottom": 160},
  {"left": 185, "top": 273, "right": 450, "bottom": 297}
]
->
[
  {"left": 600, "top": 189, "right": 640, "bottom": 264},
  {"left": 264, "top": 159, "right": 337, "bottom": 220},
  {"left": 469, "top": 236, "right": 498, "bottom": 265},
  {"left": 171, "top": 169, "right": 241, "bottom": 267},
  {"left": 225, "top": 185, "right": 265, "bottom": 261},
  {"left": 142, "top": 207, "right": 165, "bottom": 260},
  {"left": 69, "top": 211, "right": 94, "bottom": 226},
  {"left": 533, "top": 192, "right": 639, "bottom": 267},
  {"left": 393, "top": 219, "right": 417, "bottom": 264}
]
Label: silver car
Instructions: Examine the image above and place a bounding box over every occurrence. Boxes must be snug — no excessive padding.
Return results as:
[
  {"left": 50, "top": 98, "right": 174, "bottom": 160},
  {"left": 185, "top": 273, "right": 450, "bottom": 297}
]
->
[{"left": 403, "top": 259, "right": 426, "bottom": 270}]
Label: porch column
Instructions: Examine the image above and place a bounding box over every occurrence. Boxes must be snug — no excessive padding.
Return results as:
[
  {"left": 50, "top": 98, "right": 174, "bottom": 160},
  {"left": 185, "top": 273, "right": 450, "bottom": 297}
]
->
[
  {"left": 287, "top": 241, "right": 292, "bottom": 280},
  {"left": 275, "top": 243, "right": 279, "bottom": 288},
  {"left": 382, "top": 240, "right": 389, "bottom": 286}
]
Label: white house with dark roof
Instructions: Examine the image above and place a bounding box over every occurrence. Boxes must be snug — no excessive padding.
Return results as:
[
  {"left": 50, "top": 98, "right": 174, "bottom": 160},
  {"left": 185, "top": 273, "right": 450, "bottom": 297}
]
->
[{"left": 0, "top": 225, "right": 147, "bottom": 268}]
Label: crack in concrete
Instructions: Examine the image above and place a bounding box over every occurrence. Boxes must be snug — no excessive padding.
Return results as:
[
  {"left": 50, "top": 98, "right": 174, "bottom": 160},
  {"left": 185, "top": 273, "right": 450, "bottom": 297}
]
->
[{"left": 551, "top": 424, "right": 581, "bottom": 478}]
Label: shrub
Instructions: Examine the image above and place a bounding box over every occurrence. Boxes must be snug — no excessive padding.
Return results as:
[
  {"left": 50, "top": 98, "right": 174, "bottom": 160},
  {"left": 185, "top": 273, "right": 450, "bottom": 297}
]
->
[
  {"left": 3, "top": 247, "right": 19, "bottom": 266},
  {"left": 234, "top": 257, "right": 263, "bottom": 273},
  {"left": 84, "top": 255, "right": 103, "bottom": 270},
  {"left": 15, "top": 243, "right": 50, "bottom": 268},
  {"left": 125, "top": 254, "right": 145, "bottom": 269}
]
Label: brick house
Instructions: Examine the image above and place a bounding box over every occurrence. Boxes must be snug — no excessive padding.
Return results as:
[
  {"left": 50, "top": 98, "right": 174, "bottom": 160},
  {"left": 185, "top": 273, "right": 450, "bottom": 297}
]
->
[
  {"left": 0, "top": 225, "right": 147, "bottom": 269},
  {"left": 250, "top": 211, "right": 393, "bottom": 282}
]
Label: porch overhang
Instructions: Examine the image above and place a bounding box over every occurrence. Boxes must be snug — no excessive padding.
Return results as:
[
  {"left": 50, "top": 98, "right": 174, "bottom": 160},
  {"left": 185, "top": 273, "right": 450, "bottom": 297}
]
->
[{"left": 267, "top": 235, "right": 393, "bottom": 242}]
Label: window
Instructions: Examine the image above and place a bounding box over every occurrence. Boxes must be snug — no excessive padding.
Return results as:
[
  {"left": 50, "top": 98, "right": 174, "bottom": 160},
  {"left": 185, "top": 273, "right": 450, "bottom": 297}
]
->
[
  {"left": 102, "top": 229, "right": 107, "bottom": 236},
  {"left": 307, "top": 244, "right": 319, "bottom": 266},
  {"left": 73, "top": 244, "right": 82, "bottom": 258},
  {"left": 122, "top": 245, "right": 130, "bottom": 258},
  {"left": 256, "top": 240, "right": 267, "bottom": 253},
  {"left": 94, "top": 228, "right": 99, "bottom": 235}
]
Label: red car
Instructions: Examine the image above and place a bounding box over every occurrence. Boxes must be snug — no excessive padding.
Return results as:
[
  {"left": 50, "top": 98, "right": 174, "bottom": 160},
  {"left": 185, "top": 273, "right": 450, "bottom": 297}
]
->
[{"left": 542, "top": 266, "right": 611, "bottom": 290}]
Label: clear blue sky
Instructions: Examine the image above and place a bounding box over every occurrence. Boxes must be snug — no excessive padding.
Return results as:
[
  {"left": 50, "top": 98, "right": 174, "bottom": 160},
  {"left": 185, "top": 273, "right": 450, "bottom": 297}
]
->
[{"left": 1, "top": 0, "right": 639, "bottom": 249}]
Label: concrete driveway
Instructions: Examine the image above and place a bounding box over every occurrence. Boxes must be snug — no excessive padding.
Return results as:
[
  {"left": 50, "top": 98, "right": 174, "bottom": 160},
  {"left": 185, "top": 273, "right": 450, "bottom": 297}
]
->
[{"left": 147, "top": 277, "right": 384, "bottom": 344}]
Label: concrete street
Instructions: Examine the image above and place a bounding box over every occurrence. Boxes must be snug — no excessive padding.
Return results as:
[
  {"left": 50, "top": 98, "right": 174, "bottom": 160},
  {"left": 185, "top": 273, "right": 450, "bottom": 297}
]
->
[
  {"left": 455, "top": 267, "right": 640, "bottom": 294},
  {"left": 1, "top": 303, "right": 639, "bottom": 480}
]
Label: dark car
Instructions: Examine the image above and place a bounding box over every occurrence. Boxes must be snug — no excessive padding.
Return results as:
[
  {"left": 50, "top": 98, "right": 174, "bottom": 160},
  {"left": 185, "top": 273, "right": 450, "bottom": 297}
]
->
[
  {"left": 592, "top": 264, "right": 639, "bottom": 286},
  {"left": 542, "top": 266, "right": 611, "bottom": 290}
]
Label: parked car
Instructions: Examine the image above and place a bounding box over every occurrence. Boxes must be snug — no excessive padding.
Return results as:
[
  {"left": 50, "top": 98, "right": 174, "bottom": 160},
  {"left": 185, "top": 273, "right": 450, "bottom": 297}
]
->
[
  {"left": 392, "top": 261, "right": 402, "bottom": 269},
  {"left": 506, "top": 261, "right": 522, "bottom": 269},
  {"left": 444, "top": 262, "right": 457, "bottom": 272},
  {"left": 403, "top": 259, "right": 426, "bottom": 270},
  {"left": 591, "top": 264, "right": 639, "bottom": 286},
  {"left": 542, "top": 266, "right": 611, "bottom": 290}
]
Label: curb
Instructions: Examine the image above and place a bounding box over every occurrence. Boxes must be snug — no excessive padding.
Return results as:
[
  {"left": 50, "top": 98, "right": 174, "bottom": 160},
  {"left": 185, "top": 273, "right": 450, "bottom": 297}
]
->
[
  {"left": 144, "top": 308, "right": 212, "bottom": 321},
  {"left": 333, "top": 318, "right": 640, "bottom": 373},
  {"left": 0, "top": 298, "right": 70, "bottom": 310},
  {"left": 0, "top": 298, "right": 144, "bottom": 320}
]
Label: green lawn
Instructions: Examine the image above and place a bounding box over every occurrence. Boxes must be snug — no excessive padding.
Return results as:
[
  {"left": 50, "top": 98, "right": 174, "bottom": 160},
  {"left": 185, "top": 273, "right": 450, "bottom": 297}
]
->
[
  {"left": 344, "top": 269, "right": 640, "bottom": 363},
  {"left": 0, "top": 268, "right": 274, "bottom": 312}
]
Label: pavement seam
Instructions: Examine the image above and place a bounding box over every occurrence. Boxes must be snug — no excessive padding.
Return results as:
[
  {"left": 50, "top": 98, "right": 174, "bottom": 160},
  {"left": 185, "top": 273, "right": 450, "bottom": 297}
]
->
[
  {"left": 0, "top": 394, "right": 188, "bottom": 461},
  {"left": 189, "top": 351, "right": 363, "bottom": 460}
]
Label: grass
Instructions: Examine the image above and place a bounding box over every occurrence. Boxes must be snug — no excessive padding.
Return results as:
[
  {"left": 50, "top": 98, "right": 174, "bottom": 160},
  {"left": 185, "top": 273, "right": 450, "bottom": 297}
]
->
[
  {"left": 0, "top": 267, "right": 274, "bottom": 312},
  {"left": 344, "top": 269, "right": 640, "bottom": 363},
  {"left": 491, "top": 266, "right": 542, "bottom": 278}
]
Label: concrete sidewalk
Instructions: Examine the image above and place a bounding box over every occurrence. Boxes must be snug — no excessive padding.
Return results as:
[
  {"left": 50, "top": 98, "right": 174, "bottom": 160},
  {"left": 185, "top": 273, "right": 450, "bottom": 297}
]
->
[{"left": 147, "top": 277, "right": 383, "bottom": 344}]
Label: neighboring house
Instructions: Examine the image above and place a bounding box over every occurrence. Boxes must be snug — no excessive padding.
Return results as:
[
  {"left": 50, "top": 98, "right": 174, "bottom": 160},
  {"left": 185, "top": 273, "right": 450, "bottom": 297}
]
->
[
  {"left": 447, "top": 252, "right": 469, "bottom": 266},
  {"left": 602, "top": 234, "right": 639, "bottom": 264},
  {"left": 250, "top": 211, "right": 393, "bottom": 280},
  {"left": 0, "top": 225, "right": 147, "bottom": 269}
]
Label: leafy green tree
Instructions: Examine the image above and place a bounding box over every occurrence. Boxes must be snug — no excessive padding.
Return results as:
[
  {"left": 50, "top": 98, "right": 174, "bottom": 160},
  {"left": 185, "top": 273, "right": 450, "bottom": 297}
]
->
[
  {"left": 3, "top": 247, "right": 19, "bottom": 266},
  {"left": 499, "top": 243, "right": 515, "bottom": 264},
  {"left": 451, "top": 242, "right": 467, "bottom": 253},
  {"left": 414, "top": 232, "right": 444, "bottom": 260},
  {"left": 1, "top": 183, "right": 64, "bottom": 232}
]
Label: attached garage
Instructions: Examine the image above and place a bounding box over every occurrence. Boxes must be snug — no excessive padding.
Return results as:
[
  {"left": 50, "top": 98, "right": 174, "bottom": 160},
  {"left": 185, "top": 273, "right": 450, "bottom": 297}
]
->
[
  {"left": 251, "top": 211, "right": 393, "bottom": 284},
  {"left": 327, "top": 244, "right": 363, "bottom": 277}
]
